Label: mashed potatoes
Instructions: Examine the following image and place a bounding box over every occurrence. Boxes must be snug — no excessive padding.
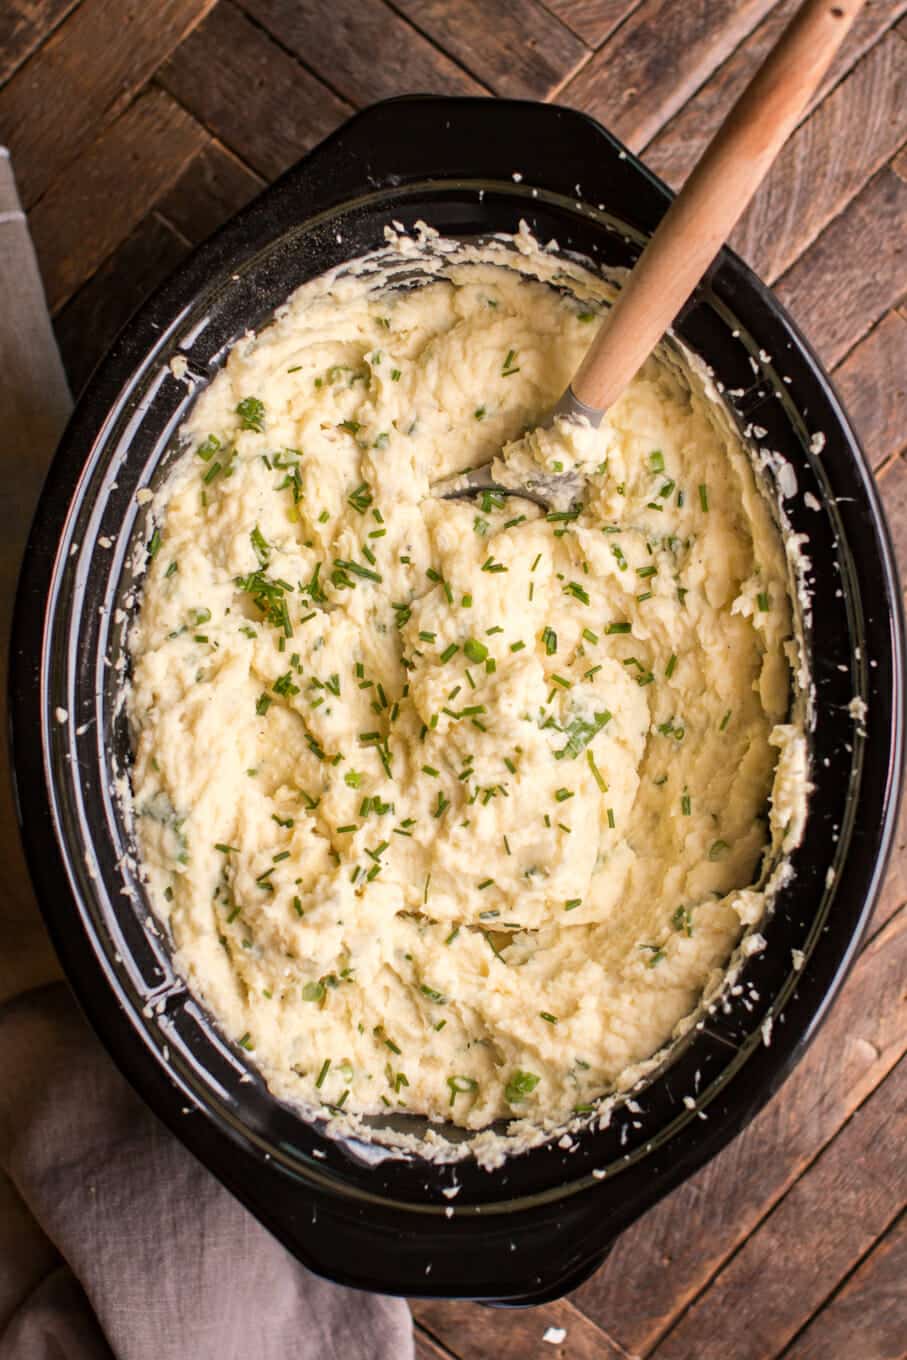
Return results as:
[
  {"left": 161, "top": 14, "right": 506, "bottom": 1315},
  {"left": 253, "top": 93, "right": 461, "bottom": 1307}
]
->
[{"left": 128, "top": 227, "right": 808, "bottom": 1138}]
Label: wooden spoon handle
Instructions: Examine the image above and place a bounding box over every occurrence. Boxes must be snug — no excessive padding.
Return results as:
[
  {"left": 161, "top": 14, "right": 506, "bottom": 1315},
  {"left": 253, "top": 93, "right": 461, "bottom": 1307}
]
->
[{"left": 570, "top": 0, "right": 866, "bottom": 414}]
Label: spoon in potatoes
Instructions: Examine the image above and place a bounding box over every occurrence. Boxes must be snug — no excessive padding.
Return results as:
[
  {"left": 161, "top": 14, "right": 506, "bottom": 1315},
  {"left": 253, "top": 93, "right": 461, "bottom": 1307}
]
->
[{"left": 433, "top": 0, "right": 865, "bottom": 510}]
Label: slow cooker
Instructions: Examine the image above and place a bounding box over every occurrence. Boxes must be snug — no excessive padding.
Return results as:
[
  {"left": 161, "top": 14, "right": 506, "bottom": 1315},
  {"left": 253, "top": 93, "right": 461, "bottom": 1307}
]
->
[{"left": 9, "top": 96, "right": 904, "bottom": 1304}]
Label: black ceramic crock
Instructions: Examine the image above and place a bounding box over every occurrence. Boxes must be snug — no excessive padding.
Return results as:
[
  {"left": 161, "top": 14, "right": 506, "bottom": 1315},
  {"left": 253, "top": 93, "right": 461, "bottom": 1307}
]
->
[{"left": 9, "top": 97, "right": 904, "bottom": 1304}]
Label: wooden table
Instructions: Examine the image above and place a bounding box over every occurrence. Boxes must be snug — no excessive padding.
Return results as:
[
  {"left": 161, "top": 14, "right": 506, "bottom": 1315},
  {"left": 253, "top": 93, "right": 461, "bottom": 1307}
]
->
[{"left": 2, "top": 2, "right": 905, "bottom": 1356}]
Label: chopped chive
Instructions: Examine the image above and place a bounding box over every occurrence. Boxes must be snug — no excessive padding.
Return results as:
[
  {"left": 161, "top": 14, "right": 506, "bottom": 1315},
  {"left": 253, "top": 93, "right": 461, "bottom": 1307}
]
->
[
  {"left": 196, "top": 434, "right": 220, "bottom": 462},
  {"left": 708, "top": 839, "right": 729, "bottom": 860},
  {"left": 564, "top": 582, "right": 590, "bottom": 605},
  {"left": 315, "top": 1058, "right": 331, "bottom": 1088},
  {"left": 607, "top": 807, "right": 615, "bottom": 828},
  {"left": 649, "top": 450, "right": 665, "bottom": 473},
  {"left": 564, "top": 898, "right": 582, "bottom": 911},
  {"left": 666, "top": 653, "right": 677, "bottom": 678},
  {"left": 347, "top": 483, "right": 373, "bottom": 515},
  {"left": 504, "top": 1070, "right": 540, "bottom": 1103},
  {"left": 699, "top": 483, "right": 709, "bottom": 512},
  {"left": 607, "top": 621, "right": 631, "bottom": 635},
  {"left": 440, "top": 642, "right": 459, "bottom": 664},
  {"left": 236, "top": 396, "right": 265, "bottom": 431},
  {"left": 587, "top": 749, "right": 607, "bottom": 792},
  {"left": 464, "top": 637, "right": 488, "bottom": 663},
  {"left": 447, "top": 1075, "right": 478, "bottom": 1105},
  {"left": 542, "top": 627, "right": 557, "bottom": 655},
  {"left": 681, "top": 790, "right": 691, "bottom": 816},
  {"left": 510, "top": 640, "right": 526, "bottom": 653},
  {"left": 540, "top": 1011, "right": 558, "bottom": 1024},
  {"left": 554, "top": 788, "right": 574, "bottom": 802},
  {"left": 757, "top": 590, "right": 770, "bottom": 611}
]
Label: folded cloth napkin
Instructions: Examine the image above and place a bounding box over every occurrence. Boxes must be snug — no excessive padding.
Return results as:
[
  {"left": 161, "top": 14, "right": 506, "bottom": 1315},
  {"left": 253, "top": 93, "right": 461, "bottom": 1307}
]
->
[{"left": 0, "top": 149, "right": 414, "bottom": 1360}]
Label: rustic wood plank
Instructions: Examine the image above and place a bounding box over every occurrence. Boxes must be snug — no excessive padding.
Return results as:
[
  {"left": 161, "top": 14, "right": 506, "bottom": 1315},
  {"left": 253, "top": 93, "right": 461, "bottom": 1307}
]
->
[
  {"left": 238, "top": 0, "right": 487, "bottom": 105},
  {"left": 54, "top": 213, "right": 190, "bottom": 395},
  {"left": 869, "top": 792, "right": 907, "bottom": 942},
  {"left": 156, "top": 140, "right": 264, "bottom": 246},
  {"left": 833, "top": 311, "right": 907, "bottom": 470},
  {"left": 0, "top": 0, "right": 79, "bottom": 86},
  {"left": 414, "top": 1297, "right": 625, "bottom": 1360},
  {"left": 651, "top": 1058, "right": 907, "bottom": 1360},
  {"left": 782, "top": 1211, "right": 907, "bottom": 1360},
  {"left": 0, "top": 0, "right": 216, "bottom": 208},
  {"left": 157, "top": 2, "right": 351, "bottom": 182},
  {"left": 774, "top": 169, "right": 907, "bottom": 370},
  {"left": 572, "top": 903, "right": 907, "bottom": 1355},
  {"left": 540, "top": 0, "right": 641, "bottom": 48},
  {"left": 645, "top": 0, "right": 907, "bottom": 186},
  {"left": 558, "top": 0, "right": 777, "bottom": 152},
  {"left": 729, "top": 32, "right": 907, "bottom": 284},
  {"left": 389, "top": 0, "right": 587, "bottom": 99},
  {"left": 415, "top": 1327, "right": 457, "bottom": 1360},
  {"left": 876, "top": 456, "right": 907, "bottom": 589},
  {"left": 28, "top": 86, "right": 205, "bottom": 312},
  {"left": 892, "top": 140, "right": 907, "bottom": 183}
]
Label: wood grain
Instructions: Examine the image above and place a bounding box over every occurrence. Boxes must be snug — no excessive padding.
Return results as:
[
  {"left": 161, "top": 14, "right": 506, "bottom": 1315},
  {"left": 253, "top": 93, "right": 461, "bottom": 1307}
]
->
[
  {"left": 414, "top": 1297, "right": 625, "bottom": 1360},
  {"left": 0, "top": 0, "right": 216, "bottom": 207},
  {"left": 157, "top": 1, "right": 350, "bottom": 181},
  {"left": 774, "top": 168, "right": 907, "bottom": 368},
  {"left": 157, "top": 140, "right": 264, "bottom": 245},
  {"left": 833, "top": 311, "right": 907, "bottom": 469},
  {"left": 868, "top": 792, "right": 907, "bottom": 942},
  {"left": 237, "top": 0, "right": 485, "bottom": 105},
  {"left": 559, "top": 0, "right": 777, "bottom": 152},
  {"left": 0, "top": 0, "right": 78, "bottom": 85},
  {"left": 783, "top": 1211, "right": 907, "bottom": 1360},
  {"left": 391, "top": 0, "right": 587, "bottom": 99},
  {"left": 54, "top": 213, "right": 190, "bottom": 396},
  {"left": 876, "top": 455, "right": 907, "bottom": 586},
  {"left": 415, "top": 1328, "right": 457, "bottom": 1360},
  {"left": 729, "top": 32, "right": 907, "bottom": 284},
  {"left": 28, "top": 87, "right": 205, "bottom": 312},
  {"left": 645, "top": 0, "right": 907, "bottom": 186},
  {"left": 892, "top": 139, "right": 907, "bottom": 183},
  {"left": 571, "top": 0, "right": 871, "bottom": 415},
  {"left": 572, "top": 903, "right": 907, "bottom": 1355},
  {"left": 652, "top": 1056, "right": 907, "bottom": 1360},
  {"left": 541, "top": 0, "right": 642, "bottom": 48},
  {"left": 0, "top": 3, "right": 904, "bottom": 1352}
]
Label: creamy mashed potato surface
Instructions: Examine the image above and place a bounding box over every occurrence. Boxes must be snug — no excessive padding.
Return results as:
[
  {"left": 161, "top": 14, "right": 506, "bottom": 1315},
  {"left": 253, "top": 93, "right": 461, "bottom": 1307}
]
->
[{"left": 128, "top": 227, "right": 808, "bottom": 1143}]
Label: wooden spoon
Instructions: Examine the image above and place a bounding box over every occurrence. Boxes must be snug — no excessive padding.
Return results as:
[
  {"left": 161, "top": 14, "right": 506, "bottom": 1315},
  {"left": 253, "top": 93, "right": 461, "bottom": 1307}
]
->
[{"left": 436, "top": 0, "right": 866, "bottom": 507}]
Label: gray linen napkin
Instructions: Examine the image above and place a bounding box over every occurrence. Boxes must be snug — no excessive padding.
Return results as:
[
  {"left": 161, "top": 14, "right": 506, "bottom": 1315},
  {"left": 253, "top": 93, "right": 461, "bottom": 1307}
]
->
[{"left": 0, "top": 150, "right": 414, "bottom": 1360}]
